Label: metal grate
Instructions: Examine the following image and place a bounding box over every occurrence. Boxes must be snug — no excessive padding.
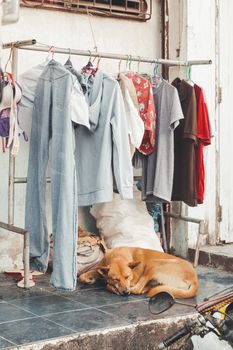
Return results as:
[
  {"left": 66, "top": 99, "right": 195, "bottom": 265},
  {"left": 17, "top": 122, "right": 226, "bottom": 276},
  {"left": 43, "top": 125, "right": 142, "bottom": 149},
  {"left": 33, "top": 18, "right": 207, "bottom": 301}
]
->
[{"left": 21, "top": 0, "right": 152, "bottom": 21}]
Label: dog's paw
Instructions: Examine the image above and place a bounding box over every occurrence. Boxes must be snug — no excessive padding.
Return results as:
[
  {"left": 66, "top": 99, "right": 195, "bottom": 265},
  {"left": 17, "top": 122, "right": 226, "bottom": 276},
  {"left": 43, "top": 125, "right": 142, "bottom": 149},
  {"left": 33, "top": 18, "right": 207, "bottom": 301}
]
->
[
  {"left": 130, "top": 287, "right": 141, "bottom": 295},
  {"left": 79, "top": 274, "right": 96, "bottom": 285},
  {"left": 130, "top": 285, "right": 147, "bottom": 295},
  {"left": 106, "top": 283, "right": 120, "bottom": 295},
  {"left": 85, "top": 277, "right": 96, "bottom": 284}
]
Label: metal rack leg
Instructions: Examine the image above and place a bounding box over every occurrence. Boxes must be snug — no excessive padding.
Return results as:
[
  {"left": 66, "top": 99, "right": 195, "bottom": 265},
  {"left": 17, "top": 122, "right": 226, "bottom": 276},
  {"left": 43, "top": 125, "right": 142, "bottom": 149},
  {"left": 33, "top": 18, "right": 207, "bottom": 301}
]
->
[
  {"left": 160, "top": 204, "right": 168, "bottom": 252},
  {"left": 23, "top": 231, "right": 30, "bottom": 288}
]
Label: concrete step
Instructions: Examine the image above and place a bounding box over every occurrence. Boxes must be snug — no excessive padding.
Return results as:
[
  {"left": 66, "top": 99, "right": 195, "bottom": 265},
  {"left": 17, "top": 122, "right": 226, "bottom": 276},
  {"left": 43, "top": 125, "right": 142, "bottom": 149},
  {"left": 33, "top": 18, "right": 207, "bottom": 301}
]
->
[
  {"left": 1, "top": 266, "right": 233, "bottom": 350},
  {"left": 189, "top": 244, "right": 233, "bottom": 272}
]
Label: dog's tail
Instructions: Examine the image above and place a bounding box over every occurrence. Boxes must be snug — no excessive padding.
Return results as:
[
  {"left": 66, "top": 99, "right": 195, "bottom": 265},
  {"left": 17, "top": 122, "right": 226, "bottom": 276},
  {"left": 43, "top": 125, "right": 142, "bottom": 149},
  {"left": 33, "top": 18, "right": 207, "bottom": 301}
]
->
[{"left": 146, "top": 279, "right": 199, "bottom": 299}]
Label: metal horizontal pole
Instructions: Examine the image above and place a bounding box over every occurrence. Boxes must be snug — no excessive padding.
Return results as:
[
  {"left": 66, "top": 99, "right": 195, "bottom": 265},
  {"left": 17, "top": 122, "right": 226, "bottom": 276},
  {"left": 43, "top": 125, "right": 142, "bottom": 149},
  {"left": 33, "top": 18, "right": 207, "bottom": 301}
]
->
[
  {"left": 3, "top": 39, "right": 37, "bottom": 49},
  {"left": 14, "top": 177, "right": 51, "bottom": 184},
  {"left": 15, "top": 176, "right": 139, "bottom": 184},
  {"left": 0, "top": 222, "right": 27, "bottom": 235},
  {"left": 19, "top": 45, "right": 213, "bottom": 66},
  {"left": 2, "top": 39, "right": 212, "bottom": 66},
  {"left": 164, "top": 211, "right": 202, "bottom": 224}
]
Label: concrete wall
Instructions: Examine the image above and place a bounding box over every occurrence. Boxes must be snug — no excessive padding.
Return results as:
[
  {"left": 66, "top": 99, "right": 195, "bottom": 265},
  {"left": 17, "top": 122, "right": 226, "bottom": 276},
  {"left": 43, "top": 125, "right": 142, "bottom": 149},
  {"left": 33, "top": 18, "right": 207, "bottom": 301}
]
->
[
  {"left": 218, "top": 0, "right": 233, "bottom": 243},
  {"left": 168, "top": 0, "right": 218, "bottom": 256},
  {"left": 0, "top": 1, "right": 162, "bottom": 271}
]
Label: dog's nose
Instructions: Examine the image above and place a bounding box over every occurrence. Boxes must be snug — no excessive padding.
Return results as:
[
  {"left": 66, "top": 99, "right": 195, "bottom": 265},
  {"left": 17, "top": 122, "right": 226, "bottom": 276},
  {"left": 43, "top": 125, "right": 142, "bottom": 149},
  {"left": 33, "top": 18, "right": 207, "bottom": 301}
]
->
[{"left": 122, "top": 290, "right": 130, "bottom": 296}]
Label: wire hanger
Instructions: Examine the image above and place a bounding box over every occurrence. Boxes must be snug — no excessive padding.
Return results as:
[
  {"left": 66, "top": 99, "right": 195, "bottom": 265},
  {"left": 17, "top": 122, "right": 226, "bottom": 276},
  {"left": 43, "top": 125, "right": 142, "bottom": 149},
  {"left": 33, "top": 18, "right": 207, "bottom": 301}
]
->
[
  {"left": 47, "top": 46, "right": 55, "bottom": 60},
  {"left": 96, "top": 54, "right": 101, "bottom": 70},
  {"left": 119, "top": 55, "right": 130, "bottom": 73},
  {"left": 64, "top": 48, "right": 72, "bottom": 66},
  {"left": 86, "top": 50, "right": 93, "bottom": 67},
  {"left": 151, "top": 59, "right": 163, "bottom": 87},
  {"left": 82, "top": 50, "right": 99, "bottom": 76},
  {"left": 92, "top": 53, "right": 101, "bottom": 71},
  {"left": 4, "top": 45, "right": 13, "bottom": 74},
  {"left": 185, "top": 63, "right": 194, "bottom": 85}
]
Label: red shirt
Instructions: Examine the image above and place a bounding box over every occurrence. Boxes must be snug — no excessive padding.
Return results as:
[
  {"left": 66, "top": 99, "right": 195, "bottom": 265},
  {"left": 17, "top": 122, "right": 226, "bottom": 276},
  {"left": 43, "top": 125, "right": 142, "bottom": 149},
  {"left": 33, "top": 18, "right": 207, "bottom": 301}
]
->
[
  {"left": 194, "top": 84, "right": 211, "bottom": 204},
  {"left": 126, "top": 73, "right": 156, "bottom": 155}
]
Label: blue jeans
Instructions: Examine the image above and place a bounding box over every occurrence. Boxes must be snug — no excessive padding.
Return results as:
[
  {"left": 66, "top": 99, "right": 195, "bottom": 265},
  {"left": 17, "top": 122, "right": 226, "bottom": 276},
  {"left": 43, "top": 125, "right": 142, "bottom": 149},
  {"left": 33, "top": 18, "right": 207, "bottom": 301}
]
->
[{"left": 25, "top": 60, "right": 78, "bottom": 290}]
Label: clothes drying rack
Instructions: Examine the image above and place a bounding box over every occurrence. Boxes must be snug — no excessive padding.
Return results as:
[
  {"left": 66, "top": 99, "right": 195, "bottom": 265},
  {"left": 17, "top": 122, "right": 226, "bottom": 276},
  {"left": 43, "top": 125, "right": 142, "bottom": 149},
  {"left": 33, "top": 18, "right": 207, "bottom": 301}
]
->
[{"left": 0, "top": 39, "right": 212, "bottom": 289}]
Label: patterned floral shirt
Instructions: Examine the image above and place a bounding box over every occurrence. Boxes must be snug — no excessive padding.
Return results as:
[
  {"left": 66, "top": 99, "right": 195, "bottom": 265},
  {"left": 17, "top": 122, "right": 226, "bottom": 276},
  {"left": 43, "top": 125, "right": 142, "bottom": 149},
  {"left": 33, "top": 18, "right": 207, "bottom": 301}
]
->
[{"left": 126, "top": 73, "right": 156, "bottom": 155}]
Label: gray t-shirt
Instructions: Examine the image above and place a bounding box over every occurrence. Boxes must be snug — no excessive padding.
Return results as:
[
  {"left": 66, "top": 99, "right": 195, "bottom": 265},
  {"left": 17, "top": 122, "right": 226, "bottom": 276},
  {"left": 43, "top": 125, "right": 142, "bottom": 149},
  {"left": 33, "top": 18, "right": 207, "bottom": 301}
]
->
[{"left": 141, "top": 80, "right": 184, "bottom": 202}]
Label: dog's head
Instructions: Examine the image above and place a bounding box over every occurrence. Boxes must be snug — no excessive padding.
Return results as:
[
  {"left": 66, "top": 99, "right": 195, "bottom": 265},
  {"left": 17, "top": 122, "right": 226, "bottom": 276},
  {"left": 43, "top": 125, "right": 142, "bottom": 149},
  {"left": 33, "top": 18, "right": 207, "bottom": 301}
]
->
[{"left": 98, "top": 260, "right": 140, "bottom": 295}]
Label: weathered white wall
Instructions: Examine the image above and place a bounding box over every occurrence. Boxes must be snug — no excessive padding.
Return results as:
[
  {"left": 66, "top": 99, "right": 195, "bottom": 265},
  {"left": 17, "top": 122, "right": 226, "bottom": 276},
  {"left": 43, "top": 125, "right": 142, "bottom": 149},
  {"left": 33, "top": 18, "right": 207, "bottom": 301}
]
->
[
  {"left": 0, "top": 1, "right": 162, "bottom": 271},
  {"left": 169, "top": 0, "right": 218, "bottom": 255},
  {"left": 218, "top": 0, "right": 233, "bottom": 243},
  {"left": 185, "top": 0, "right": 217, "bottom": 248}
]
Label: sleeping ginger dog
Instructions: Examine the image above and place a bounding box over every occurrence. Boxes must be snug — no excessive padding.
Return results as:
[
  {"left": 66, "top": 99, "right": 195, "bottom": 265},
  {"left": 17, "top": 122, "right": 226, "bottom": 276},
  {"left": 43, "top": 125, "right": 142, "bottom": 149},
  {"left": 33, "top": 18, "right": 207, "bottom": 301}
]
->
[{"left": 79, "top": 247, "right": 199, "bottom": 299}]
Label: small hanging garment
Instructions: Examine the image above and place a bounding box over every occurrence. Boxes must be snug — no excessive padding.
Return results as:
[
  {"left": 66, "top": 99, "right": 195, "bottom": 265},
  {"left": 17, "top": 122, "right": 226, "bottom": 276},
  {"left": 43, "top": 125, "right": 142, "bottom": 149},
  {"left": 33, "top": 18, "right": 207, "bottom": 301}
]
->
[
  {"left": 118, "top": 73, "right": 144, "bottom": 156},
  {"left": 0, "top": 73, "right": 26, "bottom": 155},
  {"left": 126, "top": 73, "right": 156, "bottom": 155},
  {"left": 194, "top": 84, "right": 211, "bottom": 204}
]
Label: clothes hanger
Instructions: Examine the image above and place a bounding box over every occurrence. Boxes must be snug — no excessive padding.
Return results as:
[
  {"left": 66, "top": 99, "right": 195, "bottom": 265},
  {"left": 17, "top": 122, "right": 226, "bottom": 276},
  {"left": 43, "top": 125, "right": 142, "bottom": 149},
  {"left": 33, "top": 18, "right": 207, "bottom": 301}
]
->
[
  {"left": 151, "top": 59, "right": 163, "bottom": 88},
  {"left": 3, "top": 46, "right": 16, "bottom": 96},
  {"left": 65, "top": 48, "right": 72, "bottom": 65},
  {"left": 128, "top": 55, "right": 133, "bottom": 72},
  {"left": 82, "top": 50, "right": 99, "bottom": 77},
  {"left": 184, "top": 63, "right": 194, "bottom": 86},
  {"left": 92, "top": 53, "right": 101, "bottom": 71},
  {"left": 119, "top": 55, "right": 130, "bottom": 74},
  {"left": 135, "top": 56, "right": 150, "bottom": 79},
  {"left": 49, "top": 46, "right": 55, "bottom": 60},
  {"left": 86, "top": 50, "right": 93, "bottom": 68},
  {"left": 116, "top": 57, "right": 123, "bottom": 81},
  {"left": 43, "top": 45, "right": 55, "bottom": 65},
  {"left": 31, "top": 42, "right": 52, "bottom": 66},
  {"left": 137, "top": 56, "right": 141, "bottom": 73},
  {"left": 118, "top": 57, "right": 122, "bottom": 73},
  {"left": 4, "top": 46, "right": 13, "bottom": 76},
  {"left": 1, "top": 48, "right": 22, "bottom": 112},
  {"left": 82, "top": 50, "right": 93, "bottom": 72}
]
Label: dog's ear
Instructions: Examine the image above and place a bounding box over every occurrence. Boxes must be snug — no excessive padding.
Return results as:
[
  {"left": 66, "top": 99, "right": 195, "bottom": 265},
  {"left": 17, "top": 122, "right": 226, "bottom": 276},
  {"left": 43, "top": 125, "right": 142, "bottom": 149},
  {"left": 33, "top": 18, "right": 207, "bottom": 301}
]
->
[
  {"left": 128, "top": 261, "right": 141, "bottom": 269},
  {"left": 98, "top": 266, "right": 110, "bottom": 277}
]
